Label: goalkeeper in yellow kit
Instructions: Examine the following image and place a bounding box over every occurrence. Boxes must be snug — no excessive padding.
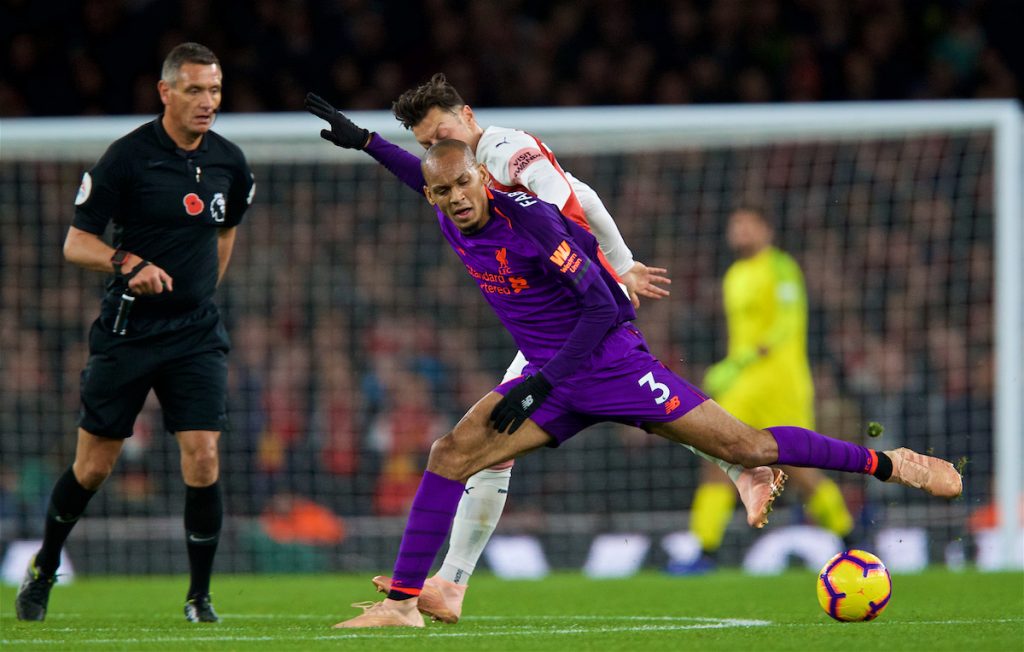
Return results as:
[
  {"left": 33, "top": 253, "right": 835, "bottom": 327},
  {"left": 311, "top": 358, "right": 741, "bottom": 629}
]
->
[{"left": 688, "top": 207, "right": 854, "bottom": 569}]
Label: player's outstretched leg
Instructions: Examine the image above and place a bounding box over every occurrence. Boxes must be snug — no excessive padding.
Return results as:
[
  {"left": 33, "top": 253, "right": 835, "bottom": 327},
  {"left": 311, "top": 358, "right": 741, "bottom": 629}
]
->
[
  {"left": 650, "top": 403, "right": 962, "bottom": 499},
  {"left": 767, "top": 426, "right": 962, "bottom": 498},
  {"left": 371, "top": 574, "right": 467, "bottom": 623}
]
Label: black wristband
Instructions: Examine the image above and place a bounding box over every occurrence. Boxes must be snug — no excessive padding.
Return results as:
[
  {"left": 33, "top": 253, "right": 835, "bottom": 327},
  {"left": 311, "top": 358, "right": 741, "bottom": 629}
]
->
[
  {"left": 110, "top": 249, "right": 130, "bottom": 273},
  {"left": 124, "top": 260, "right": 151, "bottom": 281}
]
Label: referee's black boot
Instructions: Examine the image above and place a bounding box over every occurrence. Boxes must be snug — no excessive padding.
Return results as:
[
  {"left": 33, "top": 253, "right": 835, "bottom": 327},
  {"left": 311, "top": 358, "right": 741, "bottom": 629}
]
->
[
  {"left": 184, "top": 593, "right": 219, "bottom": 623},
  {"left": 15, "top": 556, "right": 57, "bottom": 621}
]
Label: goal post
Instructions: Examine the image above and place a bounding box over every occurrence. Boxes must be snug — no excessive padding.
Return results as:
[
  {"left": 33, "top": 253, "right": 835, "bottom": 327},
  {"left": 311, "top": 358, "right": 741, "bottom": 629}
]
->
[{"left": 2, "top": 99, "right": 1020, "bottom": 572}]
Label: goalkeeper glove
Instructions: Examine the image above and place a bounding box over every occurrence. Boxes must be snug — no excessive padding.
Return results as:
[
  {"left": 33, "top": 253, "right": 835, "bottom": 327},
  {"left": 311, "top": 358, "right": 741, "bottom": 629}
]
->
[
  {"left": 304, "top": 93, "right": 371, "bottom": 149},
  {"left": 703, "top": 349, "right": 760, "bottom": 398},
  {"left": 490, "top": 374, "right": 552, "bottom": 434}
]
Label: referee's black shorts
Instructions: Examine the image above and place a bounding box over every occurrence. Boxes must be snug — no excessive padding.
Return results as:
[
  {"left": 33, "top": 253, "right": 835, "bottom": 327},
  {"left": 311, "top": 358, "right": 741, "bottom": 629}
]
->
[{"left": 78, "top": 304, "right": 231, "bottom": 438}]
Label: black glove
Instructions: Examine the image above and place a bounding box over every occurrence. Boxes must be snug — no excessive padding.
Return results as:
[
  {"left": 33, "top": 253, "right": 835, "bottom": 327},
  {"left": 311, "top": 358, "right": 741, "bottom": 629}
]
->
[
  {"left": 490, "top": 373, "right": 552, "bottom": 434},
  {"left": 304, "top": 92, "right": 370, "bottom": 149}
]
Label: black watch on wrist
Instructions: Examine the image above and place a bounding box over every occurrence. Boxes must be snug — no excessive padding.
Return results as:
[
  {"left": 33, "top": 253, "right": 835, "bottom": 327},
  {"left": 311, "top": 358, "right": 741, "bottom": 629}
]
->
[{"left": 110, "top": 249, "right": 130, "bottom": 274}]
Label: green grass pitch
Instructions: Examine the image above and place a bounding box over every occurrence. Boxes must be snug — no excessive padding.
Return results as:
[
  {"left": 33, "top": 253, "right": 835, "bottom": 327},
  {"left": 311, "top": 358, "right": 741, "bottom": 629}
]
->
[{"left": 2, "top": 570, "right": 1021, "bottom": 650}]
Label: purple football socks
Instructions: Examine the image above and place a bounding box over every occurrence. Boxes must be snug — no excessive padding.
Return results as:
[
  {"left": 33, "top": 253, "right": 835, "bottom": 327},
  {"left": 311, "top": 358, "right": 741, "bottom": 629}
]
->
[
  {"left": 767, "top": 425, "right": 879, "bottom": 475},
  {"left": 388, "top": 471, "right": 465, "bottom": 599}
]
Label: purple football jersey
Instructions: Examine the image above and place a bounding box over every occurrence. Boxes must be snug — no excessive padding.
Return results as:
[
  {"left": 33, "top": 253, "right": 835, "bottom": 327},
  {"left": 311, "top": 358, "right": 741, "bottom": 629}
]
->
[
  {"left": 363, "top": 134, "right": 708, "bottom": 443},
  {"left": 436, "top": 188, "right": 636, "bottom": 371}
]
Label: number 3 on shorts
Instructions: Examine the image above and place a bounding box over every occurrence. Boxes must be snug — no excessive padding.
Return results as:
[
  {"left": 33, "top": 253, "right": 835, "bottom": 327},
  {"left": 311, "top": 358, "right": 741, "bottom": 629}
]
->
[{"left": 638, "top": 371, "right": 670, "bottom": 405}]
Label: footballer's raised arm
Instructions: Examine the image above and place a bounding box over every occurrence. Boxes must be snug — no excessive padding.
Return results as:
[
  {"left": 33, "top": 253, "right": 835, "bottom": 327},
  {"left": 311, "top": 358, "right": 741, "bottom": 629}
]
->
[
  {"left": 364, "top": 135, "right": 427, "bottom": 194},
  {"left": 306, "top": 92, "right": 426, "bottom": 194}
]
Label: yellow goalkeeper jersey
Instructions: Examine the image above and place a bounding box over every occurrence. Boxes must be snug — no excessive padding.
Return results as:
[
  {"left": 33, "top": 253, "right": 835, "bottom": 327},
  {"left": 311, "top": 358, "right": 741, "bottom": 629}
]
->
[{"left": 718, "top": 246, "right": 815, "bottom": 428}]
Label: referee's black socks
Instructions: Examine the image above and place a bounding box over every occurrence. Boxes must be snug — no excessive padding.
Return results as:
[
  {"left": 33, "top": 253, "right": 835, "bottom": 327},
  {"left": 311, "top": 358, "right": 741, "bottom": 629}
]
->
[
  {"left": 37, "top": 467, "right": 97, "bottom": 575},
  {"left": 184, "top": 481, "right": 223, "bottom": 599}
]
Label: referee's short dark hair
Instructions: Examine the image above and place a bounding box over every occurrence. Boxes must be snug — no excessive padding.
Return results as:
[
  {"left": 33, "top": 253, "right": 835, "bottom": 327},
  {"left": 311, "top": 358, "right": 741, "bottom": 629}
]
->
[
  {"left": 162, "top": 42, "right": 220, "bottom": 84},
  {"left": 392, "top": 73, "right": 466, "bottom": 129}
]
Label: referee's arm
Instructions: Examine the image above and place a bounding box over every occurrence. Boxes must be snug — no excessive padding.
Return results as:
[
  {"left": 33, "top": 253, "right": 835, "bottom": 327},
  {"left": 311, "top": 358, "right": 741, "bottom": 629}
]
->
[
  {"left": 63, "top": 226, "right": 173, "bottom": 294},
  {"left": 216, "top": 226, "right": 237, "bottom": 285},
  {"left": 64, "top": 225, "right": 133, "bottom": 273}
]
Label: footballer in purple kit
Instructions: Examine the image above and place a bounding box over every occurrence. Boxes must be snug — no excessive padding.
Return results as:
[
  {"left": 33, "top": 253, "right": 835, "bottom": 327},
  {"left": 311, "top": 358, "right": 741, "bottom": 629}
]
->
[
  {"left": 311, "top": 80, "right": 783, "bottom": 625},
  {"left": 307, "top": 100, "right": 963, "bottom": 629},
  {"left": 461, "top": 190, "right": 710, "bottom": 444}
]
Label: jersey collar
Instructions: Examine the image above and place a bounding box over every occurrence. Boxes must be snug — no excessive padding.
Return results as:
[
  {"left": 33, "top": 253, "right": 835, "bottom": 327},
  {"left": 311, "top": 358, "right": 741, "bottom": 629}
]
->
[{"left": 152, "top": 114, "right": 210, "bottom": 155}]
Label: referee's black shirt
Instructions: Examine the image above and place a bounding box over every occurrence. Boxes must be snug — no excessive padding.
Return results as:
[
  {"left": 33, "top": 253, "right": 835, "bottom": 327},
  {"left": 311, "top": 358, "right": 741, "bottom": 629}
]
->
[{"left": 73, "top": 115, "right": 254, "bottom": 324}]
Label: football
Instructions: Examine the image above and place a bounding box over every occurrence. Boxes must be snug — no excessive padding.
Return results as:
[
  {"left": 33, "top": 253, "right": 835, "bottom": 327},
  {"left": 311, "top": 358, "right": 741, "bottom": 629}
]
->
[{"left": 816, "top": 549, "right": 892, "bottom": 622}]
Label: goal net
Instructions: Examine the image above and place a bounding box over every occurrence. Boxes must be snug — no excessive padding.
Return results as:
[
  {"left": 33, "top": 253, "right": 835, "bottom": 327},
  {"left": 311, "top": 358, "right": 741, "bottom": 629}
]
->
[{"left": 2, "top": 100, "right": 1020, "bottom": 578}]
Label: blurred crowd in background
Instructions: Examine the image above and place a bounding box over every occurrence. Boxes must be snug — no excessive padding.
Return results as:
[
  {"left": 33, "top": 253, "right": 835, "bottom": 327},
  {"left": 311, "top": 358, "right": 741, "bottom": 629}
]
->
[
  {"left": 0, "top": 0, "right": 1008, "bottom": 568},
  {"left": 2, "top": 0, "right": 1020, "bottom": 117}
]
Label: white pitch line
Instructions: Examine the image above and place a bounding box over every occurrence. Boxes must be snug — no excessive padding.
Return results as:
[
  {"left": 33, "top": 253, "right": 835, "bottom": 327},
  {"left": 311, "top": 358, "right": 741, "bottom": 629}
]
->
[
  {"left": 218, "top": 613, "right": 762, "bottom": 622},
  {"left": 0, "top": 617, "right": 771, "bottom": 645},
  {"left": 4, "top": 615, "right": 1020, "bottom": 646}
]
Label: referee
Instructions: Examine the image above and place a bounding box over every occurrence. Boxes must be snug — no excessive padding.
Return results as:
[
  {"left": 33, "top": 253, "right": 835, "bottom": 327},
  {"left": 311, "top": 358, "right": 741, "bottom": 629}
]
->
[{"left": 15, "top": 42, "right": 254, "bottom": 623}]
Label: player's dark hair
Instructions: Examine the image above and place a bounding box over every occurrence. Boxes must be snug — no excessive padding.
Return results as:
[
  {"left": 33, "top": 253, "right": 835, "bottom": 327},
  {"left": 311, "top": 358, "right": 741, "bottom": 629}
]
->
[
  {"left": 161, "top": 42, "right": 220, "bottom": 84},
  {"left": 424, "top": 138, "right": 474, "bottom": 166},
  {"left": 392, "top": 73, "right": 466, "bottom": 129}
]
